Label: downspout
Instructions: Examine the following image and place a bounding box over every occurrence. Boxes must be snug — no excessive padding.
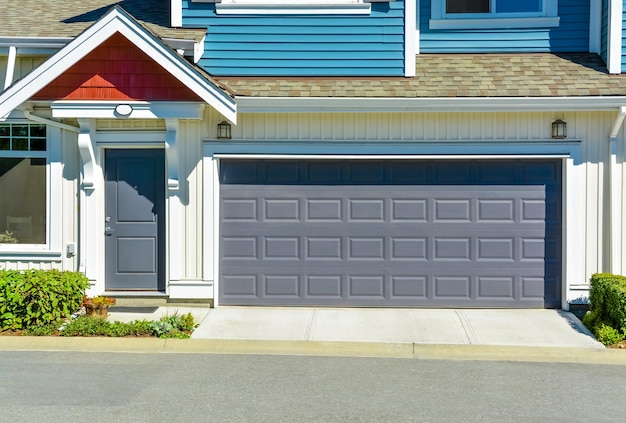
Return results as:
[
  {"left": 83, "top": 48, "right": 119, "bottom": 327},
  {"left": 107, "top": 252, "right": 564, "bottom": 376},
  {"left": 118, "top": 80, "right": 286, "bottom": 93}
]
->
[
  {"left": 609, "top": 106, "right": 626, "bottom": 274},
  {"left": 3, "top": 46, "right": 16, "bottom": 90}
]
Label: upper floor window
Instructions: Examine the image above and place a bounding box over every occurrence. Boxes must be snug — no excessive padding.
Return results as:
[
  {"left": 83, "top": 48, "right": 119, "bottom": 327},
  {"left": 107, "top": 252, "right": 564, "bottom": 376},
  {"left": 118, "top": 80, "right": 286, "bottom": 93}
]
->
[
  {"left": 431, "top": 0, "right": 559, "bottom": 29},
  {"left": 446, "top": 0, "right": 542, "bottom": 15}
]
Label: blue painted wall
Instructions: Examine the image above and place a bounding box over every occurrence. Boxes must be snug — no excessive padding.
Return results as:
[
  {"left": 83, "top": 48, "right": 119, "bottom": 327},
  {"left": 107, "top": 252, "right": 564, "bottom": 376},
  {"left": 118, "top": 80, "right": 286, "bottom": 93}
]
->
[
  {"left": 182, "top": 0, "right": 405, "bottom": 76},
  {"left": 622, "top": 0, "right": 626, "bottom": 71},
  {"left": 420, "top": 0, "right": 590, "bottom": 53},
  {"left": 601, "top": 0, "right": 608, "bottom": 64}
]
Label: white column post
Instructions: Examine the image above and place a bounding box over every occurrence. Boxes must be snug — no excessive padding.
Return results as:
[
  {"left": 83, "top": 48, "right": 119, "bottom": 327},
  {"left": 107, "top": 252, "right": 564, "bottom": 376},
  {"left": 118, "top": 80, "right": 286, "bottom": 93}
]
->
[
  {"left": 165, "top": 119, "right": 183, "bottom": 290},
  {"left": 608, "top": 107, "right": 626, "bottom": 274},
  {"left": 76, "top": 118, "right": 100, "bottom": 291}
]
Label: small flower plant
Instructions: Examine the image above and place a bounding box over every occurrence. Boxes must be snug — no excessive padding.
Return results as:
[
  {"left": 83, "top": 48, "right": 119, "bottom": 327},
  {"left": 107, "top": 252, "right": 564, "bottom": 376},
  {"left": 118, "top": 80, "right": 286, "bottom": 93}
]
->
[{"left": 82, "top": 295, "right": 116, "bottom": 308}]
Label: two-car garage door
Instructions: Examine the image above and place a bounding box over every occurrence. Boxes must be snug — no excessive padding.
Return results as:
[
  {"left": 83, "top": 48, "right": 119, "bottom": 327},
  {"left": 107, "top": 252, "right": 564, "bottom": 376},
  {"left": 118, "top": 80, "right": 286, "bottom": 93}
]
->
[{"left": 219, "top": 159, "right": 562, "bottom": 308}]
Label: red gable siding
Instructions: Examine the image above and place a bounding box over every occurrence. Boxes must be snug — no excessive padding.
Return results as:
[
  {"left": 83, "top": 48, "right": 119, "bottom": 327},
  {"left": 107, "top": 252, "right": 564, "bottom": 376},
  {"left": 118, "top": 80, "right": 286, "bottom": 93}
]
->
[{"left": 32, "top": 32, "right": 202, "bottom": 101}]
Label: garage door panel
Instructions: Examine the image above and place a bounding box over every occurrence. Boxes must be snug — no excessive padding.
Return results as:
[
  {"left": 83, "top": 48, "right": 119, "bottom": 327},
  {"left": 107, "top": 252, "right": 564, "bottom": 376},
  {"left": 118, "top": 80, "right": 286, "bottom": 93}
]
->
[{"left": 219, "top": 159, "right": 562, "bottom": 308}]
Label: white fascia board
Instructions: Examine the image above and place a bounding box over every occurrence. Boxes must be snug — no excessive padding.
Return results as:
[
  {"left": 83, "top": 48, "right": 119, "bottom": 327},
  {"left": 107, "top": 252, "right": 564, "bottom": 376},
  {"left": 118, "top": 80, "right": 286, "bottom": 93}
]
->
[
  {"left": 0, "top": 7, "right": 236, "bottom": 123},
  {"left": 51, "top": 101, "right": 204, "bottom": 120},
  {"left": 235, "top": 96, "right": 626, "bottom": 113},
  {"left": 0, "top": 37, "right": 73, "bottom": 49}
]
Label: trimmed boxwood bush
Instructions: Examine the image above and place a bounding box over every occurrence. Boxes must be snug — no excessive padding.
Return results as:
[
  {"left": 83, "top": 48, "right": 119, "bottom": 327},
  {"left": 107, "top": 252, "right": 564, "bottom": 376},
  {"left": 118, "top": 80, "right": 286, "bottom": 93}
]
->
[
  {"left": 583, "top": 273, "right": 626, "bottom": 345},
  {"left": 0, "top": 269, "right": 89, "bottom": 330}
]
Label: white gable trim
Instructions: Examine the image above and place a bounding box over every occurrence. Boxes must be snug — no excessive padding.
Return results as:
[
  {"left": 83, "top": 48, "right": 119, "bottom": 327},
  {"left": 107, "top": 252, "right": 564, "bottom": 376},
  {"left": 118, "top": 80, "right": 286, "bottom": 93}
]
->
[{"left": 0, "top": 6, "right": 236, "bottom": 123}]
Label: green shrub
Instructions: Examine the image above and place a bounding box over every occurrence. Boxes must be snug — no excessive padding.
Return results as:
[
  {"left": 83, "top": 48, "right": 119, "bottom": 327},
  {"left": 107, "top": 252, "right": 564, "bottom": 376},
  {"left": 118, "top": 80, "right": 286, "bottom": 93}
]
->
[
  {"left": 61, "top": 313, "right": 196, "bottom": 338},
  {"left": 0, "top": 270, "right": 89, "bottom": 330},
  {"left": 584, "top": 273, "right": 626, "bottom": 345},
  {"left": 595, "top": 324, "right": 623, "bottom": 346}
]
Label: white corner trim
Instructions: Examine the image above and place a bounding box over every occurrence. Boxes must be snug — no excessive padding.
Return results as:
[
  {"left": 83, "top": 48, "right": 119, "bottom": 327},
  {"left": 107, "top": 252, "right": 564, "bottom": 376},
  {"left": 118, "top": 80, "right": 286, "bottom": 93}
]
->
[
  {"left": 77, "top": 119, "right": 97, "bottom": 190},
  {"left": 171, "top": 0, "right": 183, "bottom": 27},
  {"left": 3, "top": 46, "right": 16, "bottom": 90},
  {"left": 405, "top": 0, "right": 417, "bottom": 76},
  {"left": 608, "top": 0, "right": 623, "bottom": 74},
  {"left": 51, "top": 101, "right": 205, "bottom": 120},
  {"left": 0, "top": 7, "right": 236, "bottom": 123}
]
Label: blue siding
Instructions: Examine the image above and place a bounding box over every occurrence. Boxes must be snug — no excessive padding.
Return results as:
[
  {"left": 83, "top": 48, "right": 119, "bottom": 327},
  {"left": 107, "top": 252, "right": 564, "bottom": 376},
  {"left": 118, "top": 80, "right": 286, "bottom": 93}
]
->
[
  {"left": 601, "top": 0, "right": 608, "bottom": 64},
  {"left": 622, "top": 0, "right": 626, "bottom": 71},
  {"left": 420, "top": 0, "right": 590, "bottom": 53},
  {"left": 182, "top": 0, "right": 405, "bottom": 76}
]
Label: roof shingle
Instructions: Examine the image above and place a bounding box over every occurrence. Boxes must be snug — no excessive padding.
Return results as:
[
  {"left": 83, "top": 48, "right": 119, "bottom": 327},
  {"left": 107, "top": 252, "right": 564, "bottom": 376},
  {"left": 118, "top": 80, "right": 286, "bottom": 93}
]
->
[
  {"left": 0, "top": 0, "right": 205, "bottom": 42},
  {"left": 215, "top": 54, "right": 626, "bottom": 98}
]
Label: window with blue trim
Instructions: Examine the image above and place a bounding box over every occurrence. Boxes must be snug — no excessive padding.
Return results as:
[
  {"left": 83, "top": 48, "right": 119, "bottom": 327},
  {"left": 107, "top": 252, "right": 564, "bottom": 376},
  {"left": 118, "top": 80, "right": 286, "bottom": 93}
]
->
[{"left": 431, "top": 0, "right": 559, "bottom": 29}]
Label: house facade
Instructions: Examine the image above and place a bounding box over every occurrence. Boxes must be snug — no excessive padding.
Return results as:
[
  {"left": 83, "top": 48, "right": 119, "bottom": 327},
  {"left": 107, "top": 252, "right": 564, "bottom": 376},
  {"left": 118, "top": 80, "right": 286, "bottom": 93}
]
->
[{"left": 1, "top": 0, "right": 626, "bottom": 309}]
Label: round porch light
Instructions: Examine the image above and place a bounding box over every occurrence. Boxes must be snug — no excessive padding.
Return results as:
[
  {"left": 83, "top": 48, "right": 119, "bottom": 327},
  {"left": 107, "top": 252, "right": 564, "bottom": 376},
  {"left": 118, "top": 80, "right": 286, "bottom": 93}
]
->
[{"left": 115, "top": 104, "right": 133, "bottom": 117}]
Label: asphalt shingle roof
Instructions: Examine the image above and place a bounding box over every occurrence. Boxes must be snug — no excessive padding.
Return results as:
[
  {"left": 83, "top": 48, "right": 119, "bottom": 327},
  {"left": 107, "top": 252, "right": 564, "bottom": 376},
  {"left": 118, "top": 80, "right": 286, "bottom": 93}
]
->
[
  {"left": 215, "top": 54, "right": 626, "bottom": 98},
  {"left": 0, "top": 0, "right": 205, "bottom": 42}
]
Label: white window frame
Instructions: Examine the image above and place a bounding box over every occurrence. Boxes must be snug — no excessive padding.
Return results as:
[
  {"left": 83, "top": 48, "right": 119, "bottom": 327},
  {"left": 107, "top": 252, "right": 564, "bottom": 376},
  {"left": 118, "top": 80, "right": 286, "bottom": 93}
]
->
[
  {"left": 430, "top": 0, "right": 559, "bottom": 30},
  {"left": 0, "top": 122, "right": 63, "bottom": 258},
  {"left": 215, "top": 0, "right": 372, "bottom": 15}
]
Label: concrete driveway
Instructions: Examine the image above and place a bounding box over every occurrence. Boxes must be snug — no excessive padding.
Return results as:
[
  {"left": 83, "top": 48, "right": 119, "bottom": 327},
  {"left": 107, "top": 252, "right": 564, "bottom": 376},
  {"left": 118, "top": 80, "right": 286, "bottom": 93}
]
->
[{"left": 109, "top": 307, "right": 602, "bottom": 349}]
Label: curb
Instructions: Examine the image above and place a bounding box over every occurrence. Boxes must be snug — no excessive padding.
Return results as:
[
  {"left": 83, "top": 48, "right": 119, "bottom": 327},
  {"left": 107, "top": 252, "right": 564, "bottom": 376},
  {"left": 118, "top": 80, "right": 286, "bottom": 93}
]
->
[{"left": 1, "top": 337, "right": 625, "bottom": 364}]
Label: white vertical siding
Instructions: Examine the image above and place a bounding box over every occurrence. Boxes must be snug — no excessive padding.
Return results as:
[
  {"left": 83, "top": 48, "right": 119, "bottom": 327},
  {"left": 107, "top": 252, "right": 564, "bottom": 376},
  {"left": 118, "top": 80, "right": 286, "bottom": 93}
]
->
[
  {"left": 0, "top": 56, "right": 48, "bottom": 88},
  {"left": 179, "top": 119, "right": 206, "bottom": 280}
]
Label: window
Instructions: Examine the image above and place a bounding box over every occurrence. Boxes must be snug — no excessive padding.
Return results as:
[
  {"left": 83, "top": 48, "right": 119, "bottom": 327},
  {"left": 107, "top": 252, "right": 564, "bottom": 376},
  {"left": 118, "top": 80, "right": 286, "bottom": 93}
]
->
[
  {"left": 430, "top": 0, "right": 559, "bottom": 30},
  {"left": 446, "top": 0, "right": 542, "bottom": 15},
  {"left": 0, "top": 124, "right": 47, "bottom": 245}
]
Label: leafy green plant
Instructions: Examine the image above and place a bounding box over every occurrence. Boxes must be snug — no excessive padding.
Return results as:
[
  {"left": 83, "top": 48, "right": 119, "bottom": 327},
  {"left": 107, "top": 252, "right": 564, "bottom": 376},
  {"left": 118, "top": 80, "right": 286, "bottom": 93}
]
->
[
  {"left": 83, "top": 295, "right": 116, "bottom": 307},
  {"left": 60, "top": 313, "right": 196, "bottom": 338},
  {"left": 23, "top": 324, "right": 57, "bottom": 336},
  {"left": 583, "top": 273, "right": 626, "bottom": 345},
  {"left": 149, "top": 313, "right": 197, "bottom": 338},
  {"left": 0, "top": 270, "right": 89, "bottom": 331},
  {"left": 595, "top": 324, "right": 623, "bottom": 346}
]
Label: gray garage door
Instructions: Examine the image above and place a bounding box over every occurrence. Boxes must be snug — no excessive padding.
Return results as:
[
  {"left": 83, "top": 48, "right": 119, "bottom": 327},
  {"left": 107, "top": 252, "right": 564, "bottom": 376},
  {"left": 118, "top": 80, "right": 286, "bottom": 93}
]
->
[{"left": 219, "top": 160, "right": 561, "bottom": 308}]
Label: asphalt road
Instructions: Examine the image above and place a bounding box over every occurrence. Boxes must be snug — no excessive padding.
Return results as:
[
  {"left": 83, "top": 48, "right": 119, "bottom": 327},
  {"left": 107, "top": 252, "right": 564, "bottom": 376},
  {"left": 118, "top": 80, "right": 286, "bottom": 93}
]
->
[{"left": 0, "top": 351, "right": 624, "bottom": 422}]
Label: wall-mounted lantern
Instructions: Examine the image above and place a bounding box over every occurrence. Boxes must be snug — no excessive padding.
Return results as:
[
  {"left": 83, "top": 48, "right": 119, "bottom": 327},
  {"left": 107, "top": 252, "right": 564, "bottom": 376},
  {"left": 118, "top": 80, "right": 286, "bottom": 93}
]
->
[
  {"left": 551, "top": 119, "right": 567, "bottom": 139},
  {"left": 217, "top": 121, "right": 232, "bottom": 139}
]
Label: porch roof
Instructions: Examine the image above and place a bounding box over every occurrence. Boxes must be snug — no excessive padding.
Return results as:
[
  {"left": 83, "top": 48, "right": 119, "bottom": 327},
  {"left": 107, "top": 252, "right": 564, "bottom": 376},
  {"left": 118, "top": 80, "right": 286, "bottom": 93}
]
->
[
  {"left": 0, "top": 0, "right": 204, "bottom": 42},
  {"left": 215, "top": 54, "right": 626, "bottom": 98}
]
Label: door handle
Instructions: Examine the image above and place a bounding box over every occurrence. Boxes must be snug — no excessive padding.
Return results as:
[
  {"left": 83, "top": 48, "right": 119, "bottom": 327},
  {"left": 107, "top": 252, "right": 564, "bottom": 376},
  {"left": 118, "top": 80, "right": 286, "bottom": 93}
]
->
[{"left": 105, "top": 226, "right": 114, "bottom": 236}]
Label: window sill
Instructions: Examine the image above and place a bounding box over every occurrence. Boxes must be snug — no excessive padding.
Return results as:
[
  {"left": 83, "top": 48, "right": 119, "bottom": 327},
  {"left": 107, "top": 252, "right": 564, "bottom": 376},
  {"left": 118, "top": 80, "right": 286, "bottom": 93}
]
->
[
  {"left": 215, "top": 3, "right": 372, "bottom": 15},
  {"left": 429, "top": 16, "right": 560, "bottom": 30},
  {"left": 0, "top": 248, "right": 63, "bottom": 261}
]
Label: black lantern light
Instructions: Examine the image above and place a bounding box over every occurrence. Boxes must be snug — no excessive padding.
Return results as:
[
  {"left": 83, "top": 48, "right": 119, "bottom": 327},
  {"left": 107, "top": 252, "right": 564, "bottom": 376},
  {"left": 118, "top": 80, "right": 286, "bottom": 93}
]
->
[
  {"left": 217, "top": 121, "right": 231, "bottom": 139},
  {"left": 551, "top": 119, "right": 567, "bottom": 139}
]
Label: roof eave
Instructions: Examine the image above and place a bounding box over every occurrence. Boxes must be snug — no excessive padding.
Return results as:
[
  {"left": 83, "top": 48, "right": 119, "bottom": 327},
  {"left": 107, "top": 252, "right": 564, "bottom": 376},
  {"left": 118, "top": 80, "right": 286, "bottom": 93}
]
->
[
  {"left": 0, "top": 7, "right": 235, "bottom": 122},
  {"left": 235, "top": 96, "right": 626, "bottom": 113}
]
